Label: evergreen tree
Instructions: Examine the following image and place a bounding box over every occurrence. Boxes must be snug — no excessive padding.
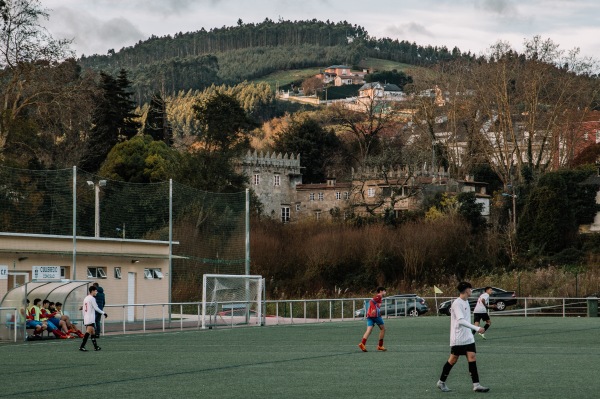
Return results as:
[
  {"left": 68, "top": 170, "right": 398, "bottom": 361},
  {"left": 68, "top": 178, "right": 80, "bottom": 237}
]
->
[
  {"left": 273, "top": 117, "right": 344, "bottom": 183},
  {"left": 82, "top": 70, "right": 141, "bottom": 172},
  {"left": 192, "top": 91, "right": 257, "bottom": 154},
  {"left": 144, "top": 92, "right": 173, "bottom": 146}
]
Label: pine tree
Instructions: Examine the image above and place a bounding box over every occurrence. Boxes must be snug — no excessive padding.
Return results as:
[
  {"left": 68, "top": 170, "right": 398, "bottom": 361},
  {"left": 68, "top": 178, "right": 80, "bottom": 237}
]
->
[
  {"left": 82, "top": 70, "right": 141, "bottom": 172},
  {"left": 143, "top": 92, "right": 173, "bottom": 146}
]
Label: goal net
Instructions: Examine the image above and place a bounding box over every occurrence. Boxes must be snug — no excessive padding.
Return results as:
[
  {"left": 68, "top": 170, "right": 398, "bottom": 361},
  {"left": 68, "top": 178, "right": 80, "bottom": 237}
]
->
[{"left": 201, "top": 274, "right": 264, "bottom": 329}]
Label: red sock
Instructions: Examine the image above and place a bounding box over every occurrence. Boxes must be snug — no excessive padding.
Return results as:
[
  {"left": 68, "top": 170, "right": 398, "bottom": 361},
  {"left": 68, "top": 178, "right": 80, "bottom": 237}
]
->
[
  {"left": 378, "top": 339, "right": 383, "bottom": 347},
  {"left": 361, "top": 338, "right": 367, "bottom": 345}
]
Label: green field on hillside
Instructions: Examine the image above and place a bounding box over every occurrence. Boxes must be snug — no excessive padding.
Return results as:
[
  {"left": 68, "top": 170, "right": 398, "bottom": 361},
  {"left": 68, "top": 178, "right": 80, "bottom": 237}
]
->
[
  {"left": 253, "top": 58, "right": 416, "bottom": 90},
  {"left": 358, "top": 57, "right": 414, "bottom": 72},
  {"left": 251, "top": 68, "right": 323, "bottom": 90},
  {"left": 1, "top": 317, "right": 599, "bottom": 398}
]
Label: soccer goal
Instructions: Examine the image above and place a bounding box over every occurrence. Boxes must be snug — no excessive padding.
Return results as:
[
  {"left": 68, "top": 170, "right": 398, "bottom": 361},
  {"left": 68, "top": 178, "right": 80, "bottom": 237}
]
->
[{"left": 201, "top": 274, "right": 264, "bottom": 329}]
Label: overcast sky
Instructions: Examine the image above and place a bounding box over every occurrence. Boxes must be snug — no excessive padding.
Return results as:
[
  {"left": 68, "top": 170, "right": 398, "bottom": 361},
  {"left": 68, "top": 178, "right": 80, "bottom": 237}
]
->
[{"left": 41, "top": 0, "right": 600, "bottom": 60}]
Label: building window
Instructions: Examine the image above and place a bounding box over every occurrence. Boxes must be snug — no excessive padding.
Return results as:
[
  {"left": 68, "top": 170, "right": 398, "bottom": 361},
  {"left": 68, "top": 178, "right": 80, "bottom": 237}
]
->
[
  {"left": 87, "top": 267, "right": 107, "bottom": 279},
  {"left": 281, "top": 206, "right": 290, "bottom": 223},
  {"left": 336, "top": 192, "right": 341, "bottom": 200},
  {"left": 344, "top": 192, "right": 350, "bottom": 200},
  {"left": 274, "top": 175, "right": 281, "bottom": 186},
  {"left": 296, "top": 203, "right": 301, "bottom": 211},
  {"left": 367, "top": 187, "right": 376, "bottom": 197},
  {"left": 253, "top": 174, "right": 260, "bottom": 185},
  {"left": 315, "top": 211, "right": 321, "bottom": 220},
  {"left": 144, "top": 268, "right": 164, "bottom": 279},
  {"left": 309, "top": 193, "right": 315, "bottom": 201},
  {"left": 114, "top": 267, "right": 122, "bottom": 279},
  {"left": 318, "top": 193, "right": 324, "bottom": 201},
  {"left": 60, "top": 267, "right": 69, "bottom": 279}
]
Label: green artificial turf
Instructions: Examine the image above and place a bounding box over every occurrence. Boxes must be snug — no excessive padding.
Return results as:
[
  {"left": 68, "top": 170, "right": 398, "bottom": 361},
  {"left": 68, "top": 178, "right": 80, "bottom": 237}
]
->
[{"left": 1, "top": 317, "right": 599, "bottom": 398}]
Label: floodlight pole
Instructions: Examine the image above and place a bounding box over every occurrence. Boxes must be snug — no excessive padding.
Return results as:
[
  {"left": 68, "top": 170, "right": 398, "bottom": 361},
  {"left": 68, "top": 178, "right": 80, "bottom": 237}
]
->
[
  {"left": 87, "top": 180, "right": 107, "bottom": 238},
  {"left": 73, "top": 166, "right": 77, "bottom": 280},
  {"left": 245, "top": 188, "right": 250, "bottom": 275}
]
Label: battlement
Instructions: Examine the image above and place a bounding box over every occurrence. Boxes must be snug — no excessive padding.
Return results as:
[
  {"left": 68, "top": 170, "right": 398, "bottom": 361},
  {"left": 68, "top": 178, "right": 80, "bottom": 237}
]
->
[
  {"left": 351, "top": 165, "right": 448, "bottom": 180},
  {"left": 239, "top": 150, "right": 302, "bottom": 172}
]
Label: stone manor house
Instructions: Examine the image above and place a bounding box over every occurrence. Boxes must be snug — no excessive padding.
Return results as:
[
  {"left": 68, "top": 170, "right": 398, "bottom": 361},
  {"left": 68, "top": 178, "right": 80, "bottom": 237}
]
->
[{"left": 237, "top": 151, "right": 491, "bottom": 223}]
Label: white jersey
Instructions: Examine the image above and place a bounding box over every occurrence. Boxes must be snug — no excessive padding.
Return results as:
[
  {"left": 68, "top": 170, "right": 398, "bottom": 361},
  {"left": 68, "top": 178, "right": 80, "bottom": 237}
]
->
[
  {"left": 474, "top": 292, "right": 490, "bottom": 314},
  {"left": 450, "top": 297, "right": 478, "bottom": 346},
  {"left": 82, "top": 294, "right": 104, "bottom": 325}
]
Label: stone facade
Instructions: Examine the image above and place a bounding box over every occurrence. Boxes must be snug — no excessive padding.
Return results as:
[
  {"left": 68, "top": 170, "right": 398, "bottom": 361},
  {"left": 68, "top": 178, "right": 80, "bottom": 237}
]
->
[
  {"left": 295, "top": 178, "right": 353, "bottom": 221},
  {"left": 237, "top": 151, "right": 302, "bottom": 221},
  {"left": 239, "top": 153, "right": 491, "bottom": 222}
]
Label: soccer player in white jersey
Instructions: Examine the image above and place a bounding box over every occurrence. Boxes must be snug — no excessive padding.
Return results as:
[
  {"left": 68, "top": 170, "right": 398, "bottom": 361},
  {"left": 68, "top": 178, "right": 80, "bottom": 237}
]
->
[
  {"left": 473, "top": 286, "right": 496, "bottom": 340},
  {"left": 79, "top": 285, "right": 108, "bottom": 352},
  {"left": 436, "top": 282, "right": 490, "bottom": 393}
]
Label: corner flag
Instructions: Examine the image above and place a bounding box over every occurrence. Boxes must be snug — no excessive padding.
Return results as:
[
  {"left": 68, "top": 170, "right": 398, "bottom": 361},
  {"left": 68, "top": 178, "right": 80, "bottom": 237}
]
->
[{"left": 434, "top": 285, "right": 443, "bottom": 294}]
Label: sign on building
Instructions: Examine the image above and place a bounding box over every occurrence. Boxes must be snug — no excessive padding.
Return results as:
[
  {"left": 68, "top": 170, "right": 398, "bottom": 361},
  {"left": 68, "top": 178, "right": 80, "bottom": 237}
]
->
[
  {"left": 0, "top": 265, "right": 8, "bottom": 280},
  {"left": 32, "top": 266, "right": 61, "bottom": 281}
]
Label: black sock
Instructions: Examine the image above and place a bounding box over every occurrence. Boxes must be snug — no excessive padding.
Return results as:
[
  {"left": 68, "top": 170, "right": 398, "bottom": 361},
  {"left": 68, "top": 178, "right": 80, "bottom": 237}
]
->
[
  {"left": 484, "top": 324, "right": 490, "bottom": 331},
  {"left": 440, "top": 361, "right": 454, "bottom": 382},
  {"left": 91, "top": 337, "right": 98, "bottom": 348},
  {"left": 81, "top": 332, "right": 89, "bottom": 348},
  {"left": 468, "top": 361, "right": 480, "bottom": 384}
]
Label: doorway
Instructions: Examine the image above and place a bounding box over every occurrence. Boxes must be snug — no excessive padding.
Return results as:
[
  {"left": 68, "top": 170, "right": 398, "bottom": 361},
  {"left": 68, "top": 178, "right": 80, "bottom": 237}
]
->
[{"left": 127, "top": 272, "right": 135, "bottom": 322}]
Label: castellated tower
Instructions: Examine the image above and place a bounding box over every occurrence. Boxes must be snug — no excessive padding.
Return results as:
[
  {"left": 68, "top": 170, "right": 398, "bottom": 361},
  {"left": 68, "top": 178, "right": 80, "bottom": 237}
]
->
[{"left": 236, "top": 150, "right": 302, "bottom": 219}]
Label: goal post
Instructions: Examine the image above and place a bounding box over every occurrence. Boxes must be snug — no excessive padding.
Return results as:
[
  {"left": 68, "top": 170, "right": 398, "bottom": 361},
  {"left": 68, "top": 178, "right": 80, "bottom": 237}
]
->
[{"left": 201, "top": 274, "right": 264, "bottom": 329}]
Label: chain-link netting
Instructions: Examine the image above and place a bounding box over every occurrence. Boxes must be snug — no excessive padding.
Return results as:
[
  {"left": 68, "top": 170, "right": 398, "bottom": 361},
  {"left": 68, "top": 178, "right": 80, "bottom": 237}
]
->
[{"left": 0, "top": 166, "right": 247, "bottom": 303}]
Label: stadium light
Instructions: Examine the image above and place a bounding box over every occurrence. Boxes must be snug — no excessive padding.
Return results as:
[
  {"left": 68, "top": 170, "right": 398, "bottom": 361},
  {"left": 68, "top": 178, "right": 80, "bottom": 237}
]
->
[{"left": 87, "top": 180, "right": 107, "bottom": 238}]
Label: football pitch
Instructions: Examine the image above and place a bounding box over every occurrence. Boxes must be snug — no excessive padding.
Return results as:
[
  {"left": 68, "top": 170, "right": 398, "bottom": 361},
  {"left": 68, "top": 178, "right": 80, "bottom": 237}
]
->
[{"left": 1, "top": 317, "right": 599, "bottom": 398}]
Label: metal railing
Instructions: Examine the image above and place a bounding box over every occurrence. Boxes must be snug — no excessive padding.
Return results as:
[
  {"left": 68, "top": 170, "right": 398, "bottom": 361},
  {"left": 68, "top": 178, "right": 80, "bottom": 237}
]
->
[
  {"left": 4, "top": 296, "right": 594, "bottom": 340},
  {"left": 1, "top": 307, "right": 20, "bottom": 343}
]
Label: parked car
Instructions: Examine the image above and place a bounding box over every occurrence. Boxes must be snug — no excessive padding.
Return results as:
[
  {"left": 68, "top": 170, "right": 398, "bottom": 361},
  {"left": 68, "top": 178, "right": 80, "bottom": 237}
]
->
[
  {"left": 438, "top": 287, "right": 517, "bottom": 315},
  {"left": 355, "top": 294, "right": 429, "bottom": 317}
]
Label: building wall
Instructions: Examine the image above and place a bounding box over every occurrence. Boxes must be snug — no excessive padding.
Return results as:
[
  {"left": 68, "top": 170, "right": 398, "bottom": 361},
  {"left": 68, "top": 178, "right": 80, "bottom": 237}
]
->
[
  {"left": 0, "top": 233, "right": 171, "bottom": 321},
  {"left": 237, "top": 151, "right": 302, "bottom": 221},
  {"left": 295, "top": 180, "right": 352, "bottom": 220}
]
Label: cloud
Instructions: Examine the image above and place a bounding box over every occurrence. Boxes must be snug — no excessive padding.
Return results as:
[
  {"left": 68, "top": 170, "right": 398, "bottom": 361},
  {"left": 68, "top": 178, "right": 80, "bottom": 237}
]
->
[
  {"left": 90, "top": 0, "right": 199, "bottom": 15},
  {"left": 384, "top": 22, "right": 435, "bottom": 39},
  {"left": 45, "top": 7, "right": 145, "bottom": 56},
  {"left": 475, "top": 0, "right": 518, "bottom": 16}
]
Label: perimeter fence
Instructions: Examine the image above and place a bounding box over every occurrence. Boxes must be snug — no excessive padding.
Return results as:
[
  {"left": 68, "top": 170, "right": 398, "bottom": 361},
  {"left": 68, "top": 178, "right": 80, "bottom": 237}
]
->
[{"left": 0, "top": 166, "right": 248, "bottom": 303}]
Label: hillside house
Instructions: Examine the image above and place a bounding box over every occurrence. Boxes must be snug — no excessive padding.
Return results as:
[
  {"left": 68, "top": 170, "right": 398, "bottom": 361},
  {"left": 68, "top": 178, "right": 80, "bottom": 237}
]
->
[
  {"left": 317, "top": 65, "right": 367, "bottom": 86},
  {"left": 358, "top": 82, "right": 405, "bottom": 100}
]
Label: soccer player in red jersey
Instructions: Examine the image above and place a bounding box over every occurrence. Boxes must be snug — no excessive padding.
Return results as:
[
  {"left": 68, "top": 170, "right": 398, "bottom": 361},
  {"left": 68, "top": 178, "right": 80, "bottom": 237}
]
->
[{"left": 358, "top": 286, "right": 387, "bottom": 352}]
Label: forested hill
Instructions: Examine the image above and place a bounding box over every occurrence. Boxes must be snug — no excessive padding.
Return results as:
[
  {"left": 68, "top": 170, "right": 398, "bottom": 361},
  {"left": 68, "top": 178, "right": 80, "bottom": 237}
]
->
[{"left": 79, "top": 19, "right": 474, "bottom": 103}]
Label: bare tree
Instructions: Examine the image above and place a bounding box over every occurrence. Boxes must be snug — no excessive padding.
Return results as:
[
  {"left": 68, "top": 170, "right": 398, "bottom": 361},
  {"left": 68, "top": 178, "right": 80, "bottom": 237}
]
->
[
  {"left": 0, "top": 0, "right": 73, "bottom": 157},
  {"left": 466, "top": 37, "right": 598, "bottom": 187},
  {"left": 301, "top": 76, "right": 324, "bottom": 96}
]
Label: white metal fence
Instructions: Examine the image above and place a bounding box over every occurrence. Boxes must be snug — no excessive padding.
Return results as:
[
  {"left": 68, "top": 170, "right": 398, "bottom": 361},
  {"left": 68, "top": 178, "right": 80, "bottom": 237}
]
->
[
  {"left": 96, "top": 296, "right": 598, "bottom": 335},
  {"left": 2, "top": 297, "right": 597, "bottom": 342}
]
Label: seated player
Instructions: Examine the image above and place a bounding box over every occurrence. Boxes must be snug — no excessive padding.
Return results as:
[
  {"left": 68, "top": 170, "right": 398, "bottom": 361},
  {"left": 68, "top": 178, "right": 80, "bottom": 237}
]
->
[
  {"left": 33, "top": 298, "right": 69, "bottom": 339},
  {"left": 41, "top": 299, "right": 71, "bottom": 336},
  {"left": 55, "top": 302, "right": 84, "bottom": 338},
  {"left": 25, "top": 299, "right": 45, "bottom": 338}
]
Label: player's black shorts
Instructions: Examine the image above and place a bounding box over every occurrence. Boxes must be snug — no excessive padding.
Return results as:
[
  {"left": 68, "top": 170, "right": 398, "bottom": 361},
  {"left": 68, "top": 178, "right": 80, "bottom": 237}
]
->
[
  {"left": 451, "top": 343, "right": 476, "bottom": 356},
  {"left": 473, "top": 312, "right": 490, "bottom": 323},
  {"left": 84, "top": 323, "right": 95, "bottom": 327}
]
